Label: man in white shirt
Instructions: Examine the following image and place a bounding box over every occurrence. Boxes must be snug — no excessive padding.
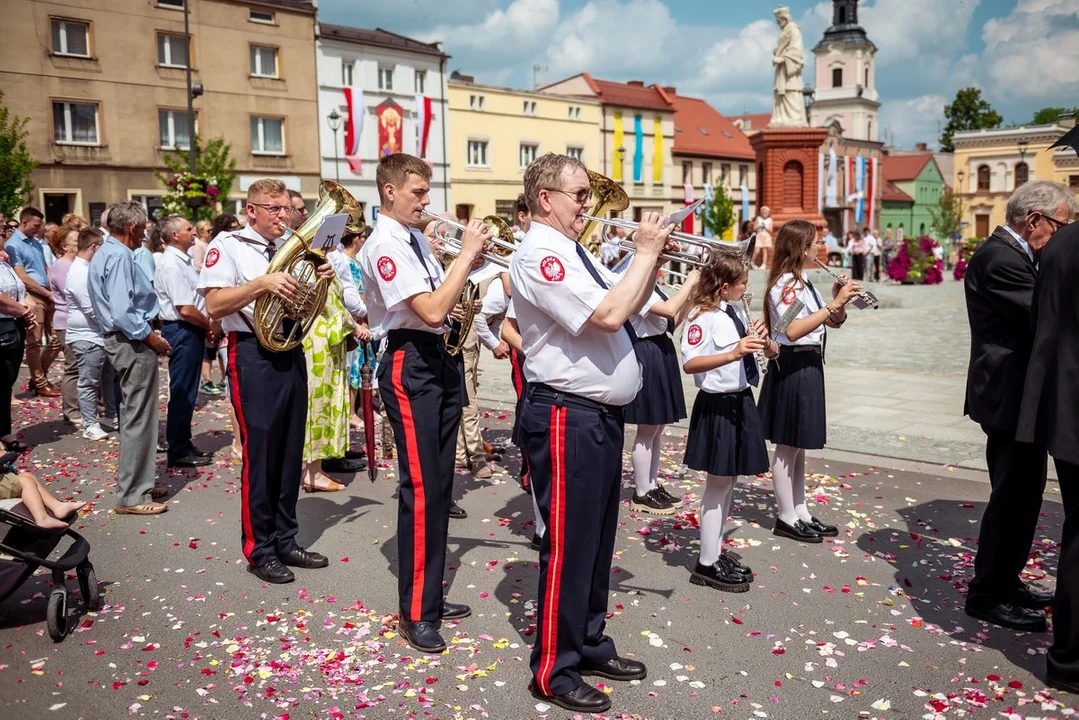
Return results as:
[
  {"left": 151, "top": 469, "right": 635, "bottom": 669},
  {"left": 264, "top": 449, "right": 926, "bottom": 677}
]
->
[
  {"left": 64, "top": 228, "right": 119, "bottom": 441},
  {"left": 510, "top": 153, "right": 674, "bottom": 715},
  {"left": 156, "top": 216, "right": 214, "bottom": 468}
]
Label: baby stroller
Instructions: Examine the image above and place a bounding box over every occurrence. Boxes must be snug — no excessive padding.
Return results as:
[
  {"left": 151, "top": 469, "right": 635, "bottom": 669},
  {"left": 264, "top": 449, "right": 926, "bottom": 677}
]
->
[{"left": 0, "top": 451, "right": 100, "bottom": 641}]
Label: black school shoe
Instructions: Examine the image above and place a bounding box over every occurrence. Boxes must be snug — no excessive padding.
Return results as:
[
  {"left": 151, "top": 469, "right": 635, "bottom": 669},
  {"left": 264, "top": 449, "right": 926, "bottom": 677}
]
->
[
  {"left": 773, "top": 517, "right": 823, "bottom": 543},
  {"left": 718, "top": 552, "right": 753, "bottom": 578},
  {"left": 248, "top": 559, "right": 295, "bottom": 584},
  {"left": 399, "top": 618, "right": 447, "bottom": 653},
  {"left": 965, "top": 600, "right": 1048, "bottom": 633},
  {"left": 689, "top": 560, "right": 750, "bottom": 593},
  {"left": 449, "top": 501, "right": 467, "bottom": 519},
  {"left": 529, "top": 680, "right": 611, "bottom": 714},
  {"left": 279, "top": 547, "right": 329, "bottom": 569},
  {"left": 530, "top": 533, "right": 542, "bottom": 551},
  {"left": 653, "top": 483, "right": 684, "bottom": 508},
  {"left": 580, "top": 655, "right": 647, "bottom": 681},
  {"left": 630, "top": 489, "right": 675, "bottom": 515},
  {"left": 440, "top": 600, "right": 471, "bottom": 620},
  {"left": 808, "top": 516, "right": 839, "bottom": 537}
]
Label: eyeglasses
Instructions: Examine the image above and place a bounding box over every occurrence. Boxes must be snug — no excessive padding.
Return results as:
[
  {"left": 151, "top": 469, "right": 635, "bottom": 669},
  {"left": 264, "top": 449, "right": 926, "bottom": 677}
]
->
[
  {"left": 544, "top": 187, "right": 592, "bottom": 204},
  {"left": 250, "top": 203, "right": 291, "bottom": 216},
  {"left": 1034, "top": 212, "right": 1070, "bottom": 231}
]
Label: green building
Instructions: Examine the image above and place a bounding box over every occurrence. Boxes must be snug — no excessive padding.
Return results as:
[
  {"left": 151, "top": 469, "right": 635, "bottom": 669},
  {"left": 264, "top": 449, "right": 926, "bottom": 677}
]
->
[{"left": 879, "top": 154, "right": 947, "bottom": 238}]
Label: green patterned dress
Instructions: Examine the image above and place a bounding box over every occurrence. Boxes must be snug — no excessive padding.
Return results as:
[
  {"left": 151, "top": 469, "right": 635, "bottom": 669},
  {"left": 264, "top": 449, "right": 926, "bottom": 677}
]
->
[{"left": 302, "top": 280, "right": 354, "bottom": 463}]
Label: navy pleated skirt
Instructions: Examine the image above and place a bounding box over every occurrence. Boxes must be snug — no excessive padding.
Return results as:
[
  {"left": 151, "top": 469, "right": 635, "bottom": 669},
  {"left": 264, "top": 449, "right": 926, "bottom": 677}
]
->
[
  {"left": 757, "top": 345, "right": 826, "bottom": 450},
  {"left": 684, "top": 388, "right": 770, "bottom": 476},
  {"left": 623, "top": 333, "right": 688, "bottom": 425}
]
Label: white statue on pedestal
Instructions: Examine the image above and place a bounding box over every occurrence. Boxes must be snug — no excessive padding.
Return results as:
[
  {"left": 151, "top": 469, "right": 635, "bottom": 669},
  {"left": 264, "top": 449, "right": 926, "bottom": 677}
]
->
[{"left": 770, "top": 6, "right": 808, "bottom": 128}]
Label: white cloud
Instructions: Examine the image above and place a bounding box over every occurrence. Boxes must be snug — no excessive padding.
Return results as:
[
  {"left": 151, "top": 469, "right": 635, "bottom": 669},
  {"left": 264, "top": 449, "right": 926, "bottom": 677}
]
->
[
  {"left": 860, "top": 0, "right": 980, "bottom": 67},
  {"left": 981, "top": 0, "right": 1079, "bottom": 99},
  {"left": 325, "top": 0, "right": 499, "bottom": 33},
  {"left": 688, "top": 20, "right": 778, "bottom": 94},
  {"left": 879, "top": 94, "right": 947, "bottom": 148},
  {"left": 542, "top": 0, "right": 679, "bottom": 78}
]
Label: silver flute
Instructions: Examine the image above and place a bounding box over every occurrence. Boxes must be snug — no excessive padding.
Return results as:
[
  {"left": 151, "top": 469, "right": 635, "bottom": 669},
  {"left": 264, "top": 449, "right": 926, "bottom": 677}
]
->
[
  {"left": 812, "top": 259, "right": 879, "bottom": 310},
  {"left": 740, "top": 294, "right": 769, "bottom": 377}
]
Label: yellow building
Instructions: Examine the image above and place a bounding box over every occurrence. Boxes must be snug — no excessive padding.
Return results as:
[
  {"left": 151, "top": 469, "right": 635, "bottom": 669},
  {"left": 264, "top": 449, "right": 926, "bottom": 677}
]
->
[
  {"left": 952, "top": 116, "right": 1079, "bottom": 239},
  {"left": 446, "top": 73, "right": 600, "bottom": 223}
]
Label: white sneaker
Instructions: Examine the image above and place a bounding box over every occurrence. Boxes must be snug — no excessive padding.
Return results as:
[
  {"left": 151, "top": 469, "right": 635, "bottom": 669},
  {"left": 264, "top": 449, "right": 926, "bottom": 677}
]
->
[
  {"left": 100, "top": 417, "right": 118, "bottom": 432},
  {"left": 83, "top": 424, "right": 108, "bottom": 441}
]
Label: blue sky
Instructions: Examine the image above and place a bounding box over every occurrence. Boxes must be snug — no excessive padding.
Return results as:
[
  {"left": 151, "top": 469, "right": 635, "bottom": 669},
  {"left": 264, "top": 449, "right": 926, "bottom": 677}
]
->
[{"left": 341, "top": 0, "right": 1079, "bottom": 149}]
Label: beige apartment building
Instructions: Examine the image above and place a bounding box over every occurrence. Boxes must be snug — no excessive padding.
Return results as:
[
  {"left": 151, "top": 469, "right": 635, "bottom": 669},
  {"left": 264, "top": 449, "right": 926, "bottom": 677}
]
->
[{"left": 1, "top": 0, "right": 320, "bottom": 223}]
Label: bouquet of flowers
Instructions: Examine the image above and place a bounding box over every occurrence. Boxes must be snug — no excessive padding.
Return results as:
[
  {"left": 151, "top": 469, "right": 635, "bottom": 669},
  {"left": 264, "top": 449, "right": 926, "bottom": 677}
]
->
[
  {"left": 161, "top": 172, "right": 221, "bottom": 220},
  {"left": 952, "top": 237, "right": 985, "bottom": 282},
  {"left": 886, "top": 236, "right": 944, "bottom": 285}
]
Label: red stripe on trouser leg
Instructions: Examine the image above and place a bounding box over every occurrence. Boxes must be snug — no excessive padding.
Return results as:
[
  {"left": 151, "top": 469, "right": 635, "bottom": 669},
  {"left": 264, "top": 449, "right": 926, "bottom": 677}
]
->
[
  {"left": 227, "top": 335, "right": 256, "bottom": 564},
  {"left": 392, "top": 349, "right": 427, "bottom": 621},
  {"left": 510, "top": 350, "right": 524, "bottom": 397},
  {"left": 537, "top": 405, "right": 567, "bottom": 695}
]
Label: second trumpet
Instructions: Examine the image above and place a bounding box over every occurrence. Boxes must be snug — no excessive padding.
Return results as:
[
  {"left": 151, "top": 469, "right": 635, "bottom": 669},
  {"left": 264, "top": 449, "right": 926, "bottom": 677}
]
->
[{"left": 420, "top": 210, "right": 517, "bottom": 268}]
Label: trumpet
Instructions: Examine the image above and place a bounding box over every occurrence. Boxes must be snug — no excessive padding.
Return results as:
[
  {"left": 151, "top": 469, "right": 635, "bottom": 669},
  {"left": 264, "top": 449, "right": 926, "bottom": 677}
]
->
[
  {"left": 420, "top": 209, "right": 517, "bottom": 268},
  {"left": 585, "top": 214, "right": 751, "bottom": 267},
  {"left": 740, "top": 293, "right": 769, "bottom": 378},
  {"left": 812, "top": 259, "right": 879, "bottom": 310},
  {"left": 660, "top": 267, "right": 690, "bottom": 289}
]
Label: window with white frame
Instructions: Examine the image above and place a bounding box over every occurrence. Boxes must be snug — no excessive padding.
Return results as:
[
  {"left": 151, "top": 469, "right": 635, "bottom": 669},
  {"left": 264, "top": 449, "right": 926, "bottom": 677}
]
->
[
  {"left": 566, "top": 146, "right": 583, "bottom": 161},
  {"left": 53, "top": 101, "right": 99, "bottom": 145},
  {"left": 567, "top": 105, "right": 581, "bottom": 120},
  {"left": 249, "top": 8, "right": 275, "bottom": 23},
  {"left": 519, "top": 143, "right": 538, "bottom": 169},
  {"left": 522, "top": 100, "right": 538, "bottom": 115},
  {"left": 250, "top": 116, "right": 285, "bottom": 154},
  {"left": 250, "top": 45, "right": 278, "bottom": 78},
  {"left": 158, "top": 109, "right": 192, "bottom": 149},
  {"left": 157, "top": 32, "right": 189, "bottom": 68},
  {"left": 378, "top": 66, "right": 393, "bottom": 90},
  {"left": 415, "top": 70, "right": 426, "bottom": 94},
  {"left": 50, "top": 19, "right": 90, "bottom": 57},
  {"left": 469, "top": 94, "right": 485, "bottom": 110},
  {"left": 157, "top": 0, "right": 184, "bottom": 7},
  {"left": 467, "top": 139, "right": 488, "bottom": 167},
  {"left": 341, "top": 60, "right": 353, "bottom": 87}
]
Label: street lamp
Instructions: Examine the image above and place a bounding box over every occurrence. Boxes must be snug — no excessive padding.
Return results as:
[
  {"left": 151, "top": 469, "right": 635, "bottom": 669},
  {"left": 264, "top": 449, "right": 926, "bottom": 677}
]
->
[
  {"left": 617, "top": 145, "right": 626, "bottom": 180},
  {"left": 957, "top": 169, "right": 965, "bottom": 194},
  {"left": 327, "top": 109, "right": 342, "bottom": 184},
  {"left": 802, "top": 86, "right": 815, "bottom": 119}
]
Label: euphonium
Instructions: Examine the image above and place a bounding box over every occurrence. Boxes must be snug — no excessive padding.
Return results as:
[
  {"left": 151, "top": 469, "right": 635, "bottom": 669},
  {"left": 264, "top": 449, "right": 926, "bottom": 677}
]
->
[
  {"left": 444, "top": 280, "right": 479, "bottom": 356},
  {"left": 253, "top": 181, "right": 365, "bottom": 352},
  {"left": 579, "top": 170, "right": 629, "bottom": 254}
]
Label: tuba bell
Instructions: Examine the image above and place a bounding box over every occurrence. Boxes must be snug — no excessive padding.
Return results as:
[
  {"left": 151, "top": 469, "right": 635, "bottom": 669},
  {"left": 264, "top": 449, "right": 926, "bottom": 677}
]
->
[
  {"left": 579, "top": 170, "right": 629, "bottom": 255},
  {"left": 253, "top": 180, "right": 365, "bottom": 352}
]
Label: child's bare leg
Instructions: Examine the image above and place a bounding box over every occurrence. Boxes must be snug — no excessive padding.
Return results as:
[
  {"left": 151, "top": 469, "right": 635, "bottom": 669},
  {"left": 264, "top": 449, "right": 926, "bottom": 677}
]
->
[
  {"left": 36, "top": 477, "right": 87, "bottom": 521},
  {"left": 17, "top": 475, "right": 69, "bottom": 529}
]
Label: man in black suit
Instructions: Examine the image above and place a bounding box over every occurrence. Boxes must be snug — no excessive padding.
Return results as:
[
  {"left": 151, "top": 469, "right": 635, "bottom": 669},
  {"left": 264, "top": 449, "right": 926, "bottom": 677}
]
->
[
  {"left": 963, "top": 179, "right": 1076, "bottom": 632},
  {"left": 1018, "top": 215, "right": 1079, "bottom": 690}
]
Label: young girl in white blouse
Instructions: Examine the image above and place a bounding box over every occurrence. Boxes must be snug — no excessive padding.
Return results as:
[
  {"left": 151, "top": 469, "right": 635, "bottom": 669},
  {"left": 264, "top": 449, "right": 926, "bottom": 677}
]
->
[
  {"left": 682, "top": 253, "right": 776, "bottom": 592},
  {"left": 757, "top": 220, "right": 862, "bottom": 544}
]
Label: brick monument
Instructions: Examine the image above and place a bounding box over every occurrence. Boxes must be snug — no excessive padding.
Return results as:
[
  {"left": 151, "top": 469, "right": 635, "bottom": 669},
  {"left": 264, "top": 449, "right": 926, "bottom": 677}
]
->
[{"left": 749, "top": 127, "right": 828, "bottom": 232}]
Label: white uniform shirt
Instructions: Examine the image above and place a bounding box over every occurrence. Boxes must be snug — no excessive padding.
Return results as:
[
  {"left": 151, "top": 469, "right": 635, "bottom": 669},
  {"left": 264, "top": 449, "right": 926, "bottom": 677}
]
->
[
  {"left": 359, "top": 213, "right": 447, "bottom": 340},
  {"left": 509, "top": 220, "right": 655, "bottom": 406},
  {"left": 327, "top": 247, "right": 367, "bottom": 322},
  {"left": 682, "top": 303, "right": 751, "bottom": 394},
  {"left": 155, "top": 245, "right": 204, "bottom": 322},
  {"left": 767, "top": 271, "right": 826, "bottom": 347},
  {"left": 475, "top": 279, "right": 508, "bottom": 351},
  {"left": 196, "top": 225, "right": 280, "bottom": 333}
]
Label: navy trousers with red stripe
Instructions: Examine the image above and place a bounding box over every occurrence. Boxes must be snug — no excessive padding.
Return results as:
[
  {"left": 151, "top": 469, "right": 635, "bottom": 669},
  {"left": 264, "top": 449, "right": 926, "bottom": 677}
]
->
[
  {"left": 520, "top": 387, "right": 622, "bottom": 696},
  {"left": 509, "top": 348, "right": 529, "bottom": 486},
  {"left": 378, "top": 330, "right": 463, "bottom": 623},
  {"left": 227, "top": 333, "right": 307, "bottom": 567}
]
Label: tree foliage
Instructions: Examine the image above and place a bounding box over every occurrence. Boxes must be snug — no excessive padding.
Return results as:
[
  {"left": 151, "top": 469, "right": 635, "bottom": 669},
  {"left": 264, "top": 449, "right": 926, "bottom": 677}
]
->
[
  {"left": 702, "top": 184, "right": 735, "bottom": 239},
  {"left": 929, "top": 188, "right": 965, "bottom": 240},
  {"left": 154, "top": 134, "right": 237, "bottom": 220},
  {"left": 0, "top": 90, "right": 37, "bottom": 219},
  {"left": 1031, "top": 107, "right": 1077, "bottom": 125},
  {"left": 940, "top": 88, "right": 1003, "bottom": 152}
]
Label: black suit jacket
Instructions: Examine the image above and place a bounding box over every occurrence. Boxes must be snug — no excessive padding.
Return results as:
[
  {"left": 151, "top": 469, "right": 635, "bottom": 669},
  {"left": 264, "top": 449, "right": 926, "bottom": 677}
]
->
[
  {"left": 963, "top": 226, "right": 1037, "bottom": 433},
  {"left": 1017, "top": 221, "right": 1079, "bottom": 463}
]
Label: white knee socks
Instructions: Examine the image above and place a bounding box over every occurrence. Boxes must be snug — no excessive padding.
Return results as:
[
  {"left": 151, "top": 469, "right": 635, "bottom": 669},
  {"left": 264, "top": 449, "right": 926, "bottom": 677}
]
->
[
  {"left": 631, "top": 424, "right": 664, "bottom": 497},
  {"left": 772, "top": 444, "right": 812, "bottom": 525},
  {"left": 699, "top": 474, "right": 737, "bottom": 566}
]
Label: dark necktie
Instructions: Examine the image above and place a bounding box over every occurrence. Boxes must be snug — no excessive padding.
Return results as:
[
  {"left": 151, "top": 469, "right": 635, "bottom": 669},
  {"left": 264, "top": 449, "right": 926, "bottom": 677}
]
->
[
  {"left": 653, "top": 284, "right": 675, "bottom": 334},
  {"left": 408, "top": 231, "right": 438, "bottom": 292},
  {"left": 724, "top": 304, "right": 760, "bottom": 387},
  {"left": 574, "top": 243, "right": 638, "bottom": 343},
  {"left": 803, "top": 278, "right": 827, "bottom": 362}
]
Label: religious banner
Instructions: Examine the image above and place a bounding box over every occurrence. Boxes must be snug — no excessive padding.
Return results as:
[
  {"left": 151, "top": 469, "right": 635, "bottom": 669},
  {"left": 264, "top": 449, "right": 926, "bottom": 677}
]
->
[
  {"left": 612, "top": 112, "right": 624, "bottom": 181},
  {"left": 826, "top": 147, "right": 838, "bottom": 207},
  {"left": 376, "top": 99, "right": 404, "bottom": 158},
  {"left": 633, "top": 114, "right": 644, "bottom": 184},
  {"left": 343, "top": 88, "right": 364, "bottom": 174},
  {"left": 414, "top": 95, "right": 432, "bottom": 158},
  {"left": 683, "top": 183, "right": 695, "bottom": 234}
]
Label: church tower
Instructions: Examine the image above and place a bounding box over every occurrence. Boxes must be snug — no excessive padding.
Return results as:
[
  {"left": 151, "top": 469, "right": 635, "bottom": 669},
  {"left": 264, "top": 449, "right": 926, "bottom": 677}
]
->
[{"left": 809, "top": 0, "right": 879, "bottom": 142}]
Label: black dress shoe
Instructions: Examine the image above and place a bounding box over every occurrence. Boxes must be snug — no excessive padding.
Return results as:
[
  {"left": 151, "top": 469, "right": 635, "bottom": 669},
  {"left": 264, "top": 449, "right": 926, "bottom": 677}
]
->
[
  {"left": 191, "top": 448, "right": 213, "bottom": 458},
  {"left": 1015, "top": 585, "right": 1054, "bottom": 610},
  {"left": 773, "top": 517, "right": 823, "bottom": 543},
  {"left": 440, "top": 600, "right": 471, "bottom": 620},
  {"left": 248, "top": 559, "right": 295, "bottom": 584},
  {"left": 530, "top": 533, "right": 542, "bottom": 551},
  {"left": 1046, "top": 673, "right": 1079, "bottom": 694},
  {"left": 322, "top": 456, "right": 366, "bottom": 473},
  {"left": 399, "top": 618, "right": 446, "bottom": 653},
  {"left": 689, "top": 560, "right": 750, "bottom": 593},
  {"left": 279, "top": 547, "right": 329, "bottom": 569},
  {"left": 168, "top": 453, "right": 213, "bottom": 468},
  {"left": 156, "top": 441, "right": 169, "bottom": 454},
  {"left": 449, "top": 501, "right": 467, "bottom": 519},
  {"left": 529, "top": 680, "right": 611, "bottom": 714},
  {"left": 718, "top": 553, "right": 753, "bottom": 578},
  {"left": 965, "top": 601, "right": 1048, "bottom": 632},
  {"left": 579, "top": 655, "right": 648, "bottom": 681},
  {"left": 344, "top": 449, "right": 366, "bottom": 460},
  {"left": 808, "top": 516, "right": 839, "bottom": 537}
]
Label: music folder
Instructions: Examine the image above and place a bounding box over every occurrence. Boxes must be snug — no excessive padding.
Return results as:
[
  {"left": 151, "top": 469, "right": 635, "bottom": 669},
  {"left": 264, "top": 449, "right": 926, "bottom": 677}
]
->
[{"left": 311, "top": 213, "right": 349, "bottom": 250}]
